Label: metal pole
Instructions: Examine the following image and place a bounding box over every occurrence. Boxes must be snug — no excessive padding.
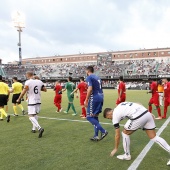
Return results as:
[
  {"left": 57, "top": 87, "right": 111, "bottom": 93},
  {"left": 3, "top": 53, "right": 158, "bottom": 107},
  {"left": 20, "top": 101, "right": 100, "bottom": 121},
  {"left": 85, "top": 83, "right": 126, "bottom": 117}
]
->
[{"left": 18, "top": 28, "right": 22, "bottom": 65}]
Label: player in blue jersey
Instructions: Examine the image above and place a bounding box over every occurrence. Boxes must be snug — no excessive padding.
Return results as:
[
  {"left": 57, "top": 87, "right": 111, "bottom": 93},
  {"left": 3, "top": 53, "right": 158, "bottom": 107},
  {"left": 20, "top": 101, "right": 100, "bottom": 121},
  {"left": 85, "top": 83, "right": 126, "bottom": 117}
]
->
[{"left": 84, "top": 66, "right": 108, "bottom": 141}]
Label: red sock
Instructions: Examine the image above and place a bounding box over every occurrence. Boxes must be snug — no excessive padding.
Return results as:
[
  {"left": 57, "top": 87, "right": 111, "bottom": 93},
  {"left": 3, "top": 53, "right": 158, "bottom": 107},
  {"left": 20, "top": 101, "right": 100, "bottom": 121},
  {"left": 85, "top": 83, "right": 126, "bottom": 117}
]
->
[
  {"left": 55, "top": 103, "right": 60, "bottom": 112},
  {"left": 149, "top": 105, "right": 152, "bottom": 113},
  {"left": 82, "top": 107, "right": 86, "bottom": 117},
  {"left": 164, "top": 106, "right": 167, "bottom": 118},
  {"left": 156, "top": 107, "right": 161, "bottom": 117}
]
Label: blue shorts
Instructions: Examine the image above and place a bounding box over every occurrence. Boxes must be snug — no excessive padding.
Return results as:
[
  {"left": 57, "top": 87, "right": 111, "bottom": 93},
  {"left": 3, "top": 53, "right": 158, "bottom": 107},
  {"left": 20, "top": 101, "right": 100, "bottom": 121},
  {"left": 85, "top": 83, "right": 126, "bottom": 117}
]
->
[{"left": 87, "top": 99, "right": 103, "bottom": 115}]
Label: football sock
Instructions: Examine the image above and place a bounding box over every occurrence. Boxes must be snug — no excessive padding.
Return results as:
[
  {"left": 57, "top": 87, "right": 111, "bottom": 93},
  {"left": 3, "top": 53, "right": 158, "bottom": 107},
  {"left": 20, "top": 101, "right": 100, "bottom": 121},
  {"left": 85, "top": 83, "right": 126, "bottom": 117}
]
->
[
  {"left": 66, "top": 103, "right": 71, "bottom": 112},
  {"left": 71, "top": 103, "right": 76, "bottom": 113},
  {"left": 149, "top": 105, "right": 152, "bottom": 113},
  {"left": 151, "top": 136, "right": 170, "bottom": 152},
  {"left": 13, "top": 106, "right": 18, "bottom": 114},
  {"left": 122, "top": 132, "right": 130, "bottom": 155},
  {"left": 29, "top": 117, "right": 41, "bottom": 131},
  {"left": 18, "top": 104, "right": 24, "bottom": 111},
  {"left": 94, "top": 125, "right": 99, "bottom": 137},
  {"left": 32, "top": 115, "right": 38, "bottom": 130},
  {"left": 0, "top": 113, "right": 4, "bottom": 119},
  {"left": 156, "top": 107, "right": 161, "bottom": 117},
  {"left": 164, "top": 106, "right": 167, "bottom": 117},
  {"left": 82, "top": 107, "right": 86, "bottom": 117},
  {"left": 0, "top": 108, "right": 7, "bottom": 118}
]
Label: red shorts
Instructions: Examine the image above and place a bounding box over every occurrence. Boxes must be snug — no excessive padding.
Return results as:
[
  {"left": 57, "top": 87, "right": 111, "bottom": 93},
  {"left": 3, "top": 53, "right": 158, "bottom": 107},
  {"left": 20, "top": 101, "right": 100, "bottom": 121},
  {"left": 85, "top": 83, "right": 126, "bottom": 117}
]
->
[
  {"left": 80, "top": 95, "right": 86, "bottom": 105},
  {"left": 116, "top": 95, "right": 126, "bottom": 105},
  {"left": 149, "top": 94, "right": 159, "bottom": 106},
  {"left": 54, "top": 95, "right": 62, "bottom": 104},
  {"left": 164, "top": 97, "right": 170, "bottom": 107}
]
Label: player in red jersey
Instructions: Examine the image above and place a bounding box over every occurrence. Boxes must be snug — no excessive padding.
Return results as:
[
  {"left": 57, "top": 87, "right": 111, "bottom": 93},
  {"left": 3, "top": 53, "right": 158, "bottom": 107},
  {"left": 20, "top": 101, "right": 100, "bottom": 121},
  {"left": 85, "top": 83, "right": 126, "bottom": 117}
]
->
[
  {"left": 147, "top": 79, "right": 162, "bottom": 119},
  {"left": 162, "top": 78, "right": 170, "bottom": 119},
  {"left": 54, "top": 80, "right": 62, "bottom": 113},
  {"left": 116, "top": 76, "right": 126, "bottom": 105},
  {"left": 71, "top": 77, "right": 87, "bottom": 118}
]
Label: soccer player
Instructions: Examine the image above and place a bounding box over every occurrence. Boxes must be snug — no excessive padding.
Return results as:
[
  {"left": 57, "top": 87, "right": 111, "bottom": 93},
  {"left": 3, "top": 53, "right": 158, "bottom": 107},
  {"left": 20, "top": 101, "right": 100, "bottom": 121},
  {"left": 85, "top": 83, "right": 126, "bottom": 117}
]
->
[
  {"left": 103, "top": 102, "right": 170, "bottom": 165},
  {"left": 116, "top": 76, "right": 126, "bottom": 105},
  {"left": 71, "top": 77, "right": 87, "bottom": 118},
  {"left": 157, "top": 79, "right": 164, "bottom": 106},
  {"left": 62, "top": 77, "right": 77, "bottom": 116},
  {"left": 54, "top": 80, "right": 62, "bottom": 113},
  {"left": 147, "top": 79, "right": 162, "bottom": 119},
  {"left": 162, "top": 78, "right": 170, "bottom": 119},
  {"left": 11, "top": 77, "right": 25, "bottom": 116},
  {"left": 0, "top": 75, "right": 10, "bottom": 122},
  {"left": 17, "top": 71, "right": 47, "bottom": 138},
  {"left": 84, "top": 66, "right": 108, "bottom": 141}
]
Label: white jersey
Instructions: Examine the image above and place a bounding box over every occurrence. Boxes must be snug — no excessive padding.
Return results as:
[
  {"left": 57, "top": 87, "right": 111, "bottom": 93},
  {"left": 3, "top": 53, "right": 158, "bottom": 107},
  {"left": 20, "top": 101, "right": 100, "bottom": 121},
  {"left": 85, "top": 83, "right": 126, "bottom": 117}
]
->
[
  {"left": 25, "top": 79, "right": 44, "bottom": 105},
  {"left": 112, "top": 102, "right": 147, "bottom": 125}
]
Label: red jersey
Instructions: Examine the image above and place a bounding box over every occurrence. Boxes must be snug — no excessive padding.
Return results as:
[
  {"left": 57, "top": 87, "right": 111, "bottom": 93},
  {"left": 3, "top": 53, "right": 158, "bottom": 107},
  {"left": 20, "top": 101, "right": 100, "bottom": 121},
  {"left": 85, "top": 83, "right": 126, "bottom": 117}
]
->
[
  {"left": 164, "top": 82, "right": 170, "bottom": 98},
  {"left": 118, "top": 82, "right": 126, "bottom": 95},
  {"left": 77, "top": 82, "right": 88, "bottom": 96},
  {"left": 54, "top": 84, "right": 62, "bottom": 96},
  {"left": 150, "top": 81, "right": 158, "bottom": 96}
]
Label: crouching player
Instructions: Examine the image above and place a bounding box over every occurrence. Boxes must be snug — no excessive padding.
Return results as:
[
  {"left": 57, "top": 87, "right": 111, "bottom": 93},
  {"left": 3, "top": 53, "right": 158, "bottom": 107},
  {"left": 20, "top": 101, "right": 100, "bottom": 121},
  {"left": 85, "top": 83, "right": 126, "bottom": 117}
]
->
[{"left": 103, "top": 102, "right": 170, "bottom": 165}]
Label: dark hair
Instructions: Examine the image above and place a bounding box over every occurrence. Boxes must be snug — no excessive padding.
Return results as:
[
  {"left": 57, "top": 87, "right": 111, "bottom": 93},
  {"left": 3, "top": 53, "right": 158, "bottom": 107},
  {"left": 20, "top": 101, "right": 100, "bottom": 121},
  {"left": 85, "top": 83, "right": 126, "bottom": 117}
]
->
[
  {"left": 103, "top": 108, "right": 112, "bottom": 118},
  {"left": 119, "top": 76, "right": 123, "bottom": 81},
  {"left": 68, "top": 76, "right": 72, "bottom": 81},
  {"left": 0, "top": 75, "right": 2, "bottom": 80},
  {"left": 157, "top": 79, "right": 162, "bottom": 85},
  {"left": 86, "top": 66, "right": 94, "bottom": 73},
  {"left": 13, "top": 77, "right": 18, "bottom": 81},
  {"left": 80, "top": 77, "right": 84, "bottom": 81}
]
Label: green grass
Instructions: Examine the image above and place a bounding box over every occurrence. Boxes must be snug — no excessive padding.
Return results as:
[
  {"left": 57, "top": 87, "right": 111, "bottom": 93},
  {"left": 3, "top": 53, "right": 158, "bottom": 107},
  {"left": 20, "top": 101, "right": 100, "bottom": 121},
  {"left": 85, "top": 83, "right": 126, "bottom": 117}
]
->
[{"left": 0, "top": 90, "right": 169, "bottom": 170}]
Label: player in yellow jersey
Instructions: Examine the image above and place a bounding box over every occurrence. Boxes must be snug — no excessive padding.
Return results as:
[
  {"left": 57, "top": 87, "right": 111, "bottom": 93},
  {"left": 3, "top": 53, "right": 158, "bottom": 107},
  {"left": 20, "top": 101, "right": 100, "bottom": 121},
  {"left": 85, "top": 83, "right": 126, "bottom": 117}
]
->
[
  {"left": 0, "top": 75, "right": 10, "bottom": 122},
  {"left": 157, "top": 80, "right": 164, "bottom": 106},
  {"left": 10, "top": 77, "right": 25, "bottom": 116}
]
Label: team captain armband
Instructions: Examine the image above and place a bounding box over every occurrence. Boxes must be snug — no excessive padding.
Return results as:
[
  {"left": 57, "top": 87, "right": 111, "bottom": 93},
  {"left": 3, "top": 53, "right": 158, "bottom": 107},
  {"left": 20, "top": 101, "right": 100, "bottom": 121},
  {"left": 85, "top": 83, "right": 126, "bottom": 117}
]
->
[
  {"left": 41, "top": 85, "right": 45, "bottom": 90},
  {"left": 114, "top": 123, "right": 120, "bottom": 129}
]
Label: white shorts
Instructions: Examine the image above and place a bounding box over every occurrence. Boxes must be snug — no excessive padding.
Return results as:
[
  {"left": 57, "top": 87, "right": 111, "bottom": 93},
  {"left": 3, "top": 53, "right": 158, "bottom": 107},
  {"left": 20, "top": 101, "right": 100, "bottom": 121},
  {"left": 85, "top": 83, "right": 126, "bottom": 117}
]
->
[
  {"left": 28, "top": 104, "right": 41, "bottom": 115},
  {"left": 124, "top": 112, "right": 156, "bottom": 131}
]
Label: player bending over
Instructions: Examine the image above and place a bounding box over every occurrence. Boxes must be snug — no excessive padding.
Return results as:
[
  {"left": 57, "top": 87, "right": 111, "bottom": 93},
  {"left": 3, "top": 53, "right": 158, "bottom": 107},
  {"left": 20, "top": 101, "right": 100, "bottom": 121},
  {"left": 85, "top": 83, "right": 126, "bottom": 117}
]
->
[
  {"left": 62, "top": 77, "right": 77, "bottom": 116},
  {"left": 103, "top": 102, "right": 170, "bottom": 165},
  {"left": 54, "top": 80, "right": 62, "bottom": 113},
  {"left": 147, "top": 79, "right": 162, "bottom": 119},
  {"left": 0, "top": 75, "right": 10, "bottom": 122},
  {"left": 85, "top": 66, "right": 108, "bottom": 141},
  {"left": 10, "top": 77, "right": 25, "bottom": 116},
  {"left": 17, "top": 71, "right": 47, "bottom": 138},
  {"left": 71, "top": 77, "right": 87, "bottom": 118}
]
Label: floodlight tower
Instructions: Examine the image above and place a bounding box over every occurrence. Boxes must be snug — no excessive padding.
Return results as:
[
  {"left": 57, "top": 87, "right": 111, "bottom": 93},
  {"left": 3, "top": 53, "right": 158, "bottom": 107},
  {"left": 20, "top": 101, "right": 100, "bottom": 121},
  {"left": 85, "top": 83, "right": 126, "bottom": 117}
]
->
[{"left": 12, "top": 11, "right": 25, "bottom": 65}]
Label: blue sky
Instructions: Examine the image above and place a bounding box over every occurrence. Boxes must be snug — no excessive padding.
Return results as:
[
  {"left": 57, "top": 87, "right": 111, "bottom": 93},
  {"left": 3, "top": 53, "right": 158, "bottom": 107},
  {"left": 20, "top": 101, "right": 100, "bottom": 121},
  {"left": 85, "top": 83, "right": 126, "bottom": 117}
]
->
[{"left": 1, "top": 0, "right": 170, "bottom": 63}]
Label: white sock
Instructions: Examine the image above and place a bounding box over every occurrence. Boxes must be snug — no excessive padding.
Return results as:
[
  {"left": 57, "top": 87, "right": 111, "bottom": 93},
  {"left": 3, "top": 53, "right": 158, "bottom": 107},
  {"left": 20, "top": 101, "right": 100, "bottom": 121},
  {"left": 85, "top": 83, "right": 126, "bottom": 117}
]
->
[
  {"left": 122, "top": 132, "right": 130, "bottom": 155},
  {"left": 33, "top": 115, "right": 38, "bottom": 130},
  {"left": 29, "top": 117, "right": 41, "bottom": 131},
  {"left": 151, "top": 136, "right": 170, "bottom": 152}
]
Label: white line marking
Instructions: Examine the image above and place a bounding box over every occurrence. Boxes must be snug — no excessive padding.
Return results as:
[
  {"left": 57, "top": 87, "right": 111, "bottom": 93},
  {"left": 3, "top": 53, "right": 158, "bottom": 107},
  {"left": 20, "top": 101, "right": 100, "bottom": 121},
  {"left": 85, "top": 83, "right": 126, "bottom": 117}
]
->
[
  {"left": 128, "top": 116, "right": 170, "bottom": 170},
  {"left": 9, "top": 113, "right": 159, "bottom": 129}
]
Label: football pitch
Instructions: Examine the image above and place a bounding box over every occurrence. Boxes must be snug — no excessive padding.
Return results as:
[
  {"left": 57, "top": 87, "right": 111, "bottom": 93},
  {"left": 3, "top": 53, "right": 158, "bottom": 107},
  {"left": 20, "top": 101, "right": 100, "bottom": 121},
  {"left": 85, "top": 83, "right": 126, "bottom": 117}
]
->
[{"left": 1, "top": 89, "right": 170, "bottom": 170}]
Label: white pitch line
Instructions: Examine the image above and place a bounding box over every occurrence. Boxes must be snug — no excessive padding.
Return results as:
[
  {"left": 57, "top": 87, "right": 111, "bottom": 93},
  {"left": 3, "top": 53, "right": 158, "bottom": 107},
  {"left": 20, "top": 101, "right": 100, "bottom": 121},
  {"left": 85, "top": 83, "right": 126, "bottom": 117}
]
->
[{"left": 127, "top": 116, "right": 170, "bottom": 170}]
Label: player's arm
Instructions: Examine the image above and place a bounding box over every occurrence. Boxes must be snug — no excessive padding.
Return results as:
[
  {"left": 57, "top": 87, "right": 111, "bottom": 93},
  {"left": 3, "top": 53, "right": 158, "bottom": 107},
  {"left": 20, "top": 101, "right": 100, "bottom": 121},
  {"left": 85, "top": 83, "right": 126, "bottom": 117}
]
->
[
  {"left": 110, "top": 126, "right": 121, "bottom": 157},
  {"left": 17, "top": 86, "right": 28, "bottom": 102},
  {"left": 41, "top": 85, "right": 47, "bottom": 92},
  {"left": 10, "top": 84, "right": 14, "bottom": 93},
  {"left": 71, "top": 88, "right": 78, "bottom": 95},
  {"left": 84, "top": 86, "right": 92, "bottom": 107}
]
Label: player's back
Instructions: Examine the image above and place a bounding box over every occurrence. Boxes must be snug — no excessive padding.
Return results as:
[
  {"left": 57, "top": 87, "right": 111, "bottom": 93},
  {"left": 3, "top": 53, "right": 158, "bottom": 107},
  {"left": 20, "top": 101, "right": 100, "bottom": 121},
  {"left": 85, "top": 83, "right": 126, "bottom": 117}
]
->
[
  {"left": 78, "top": 82, "right": 87, "bottom": 95},
  {"left": 66, "top": 82, "right": 75, "bottom": 93},
  {"left": 0, "top": 82, "right": 8, "bottom": 95},
  {"left": 164, "top": 82, "right": 170, "bottom": 97},
  {"left": 55, "top": 84, "right": 62, "bottom": 95},
  {"left": 150, "top": 81, "right": 158, "bottom": 95},
  {"left": 12, "top": 82, "right": 23, "bottom": 94},
  {"left": 118, "top": 82, "right": 126, "bottom": 93},
  {"left": 25, "top": 79, "right": 44, "bottom": 104}
]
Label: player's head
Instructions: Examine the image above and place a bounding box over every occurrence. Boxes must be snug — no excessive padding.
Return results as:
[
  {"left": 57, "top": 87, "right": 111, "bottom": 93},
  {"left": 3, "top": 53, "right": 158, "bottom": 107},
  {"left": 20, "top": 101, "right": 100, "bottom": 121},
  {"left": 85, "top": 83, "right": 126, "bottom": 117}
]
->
[
  {"left": 0, "top": 75, "right": 2, "bottom": 81},
  {"left": 103, "top": 108, "right": 113, "bottom": 119},
  {"left": 56, "top": 80, "right": 61, "bottom": 84},
  {"left": 80, "top": 77, "right": 84, "bottom": 82},
  {"left": 162, "top": 78, "right": 168, "bottom": 84},
  {"left": 26, "top": 71, "right": 34, "bottom": 79},
  {"left": 12, "top": 77, "right": 18, "bottom": 82},
  {"left": 157, "top": 79, "right": 162, "bottom": 85},
  {"left": 34, "top": 75, "right": 40, "bottom": 80},
  {"left": 86, "top": 66, "right": 94, "bottom": 76},
  {"left": 119, "top": 76, "right": 124, "bottom": 82},
  {"left": 68, "top": 76, "right": 72, "bottom": 82}
]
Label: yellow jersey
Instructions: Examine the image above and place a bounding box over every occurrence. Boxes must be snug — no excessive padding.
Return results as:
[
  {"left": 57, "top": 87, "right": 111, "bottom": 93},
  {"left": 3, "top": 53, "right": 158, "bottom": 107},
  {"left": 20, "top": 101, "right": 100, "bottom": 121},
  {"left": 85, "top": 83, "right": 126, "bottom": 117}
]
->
[
  {"left": 12, "top": 82, "right": 23, "bottom": 94},
  {"left": 0, "top": 82, "right": 9, "bottom": 95},
  {"left": 158, "top": 84, "right": 164, "bottom": 93}
]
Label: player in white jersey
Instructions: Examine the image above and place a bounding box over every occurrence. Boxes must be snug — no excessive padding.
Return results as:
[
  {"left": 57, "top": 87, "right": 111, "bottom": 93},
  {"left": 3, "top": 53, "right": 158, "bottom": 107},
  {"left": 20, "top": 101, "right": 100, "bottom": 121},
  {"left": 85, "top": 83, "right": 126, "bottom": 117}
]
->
[
  {"left": 17, "top": 71, "right": 47, "bottom": 138},
  {"left": 103, "top": 102, "right": 170, "bottom": 165}
]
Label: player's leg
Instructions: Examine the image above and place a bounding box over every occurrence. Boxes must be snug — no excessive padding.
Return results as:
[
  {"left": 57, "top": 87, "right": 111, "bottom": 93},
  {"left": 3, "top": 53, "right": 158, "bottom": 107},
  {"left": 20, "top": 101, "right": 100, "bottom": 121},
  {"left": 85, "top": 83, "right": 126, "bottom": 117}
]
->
[
  {"left": 17, "top": 94, "right": 25, "bottom": 115},
  {"left": 162, "top": 98, "right": 169, "bottom": 119},
  {"left": 148, "top": 97, "right": 153, "bottom": 113},
  {"left": 80, "top": 96, "right": 86, "bottom": 118},
  {"left": 12, "top": 94, "right": 18, "bottom": 116},
  {"left": 154, "top": 96, "right": 162, "bottom": 119},
  {"left": 69, "top": 96, "right": 77, "bottom": 116},
  {"left": 54, "top": 95, "right": 59, "bottom": 112}
]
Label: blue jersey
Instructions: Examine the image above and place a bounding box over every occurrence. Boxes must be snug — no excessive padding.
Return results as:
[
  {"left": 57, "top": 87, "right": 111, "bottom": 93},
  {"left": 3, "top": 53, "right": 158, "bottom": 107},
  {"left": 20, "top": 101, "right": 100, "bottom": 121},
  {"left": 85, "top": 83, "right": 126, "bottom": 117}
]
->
[{"left": 86, "top": 74, "right": 103, "bottom": 100}]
